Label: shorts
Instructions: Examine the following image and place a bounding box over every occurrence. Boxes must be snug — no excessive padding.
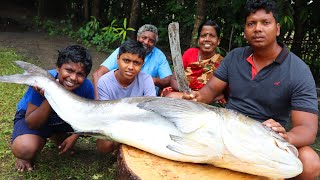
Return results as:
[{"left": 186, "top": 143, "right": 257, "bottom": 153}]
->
[{"left": 11, "top": 110, "right": 74, "bottom": 142}]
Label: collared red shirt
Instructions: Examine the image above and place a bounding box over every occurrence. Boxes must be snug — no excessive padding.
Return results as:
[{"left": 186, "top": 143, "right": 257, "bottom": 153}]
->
[{"left": 246, "top": 54, "right": 258, "bottom": 80}]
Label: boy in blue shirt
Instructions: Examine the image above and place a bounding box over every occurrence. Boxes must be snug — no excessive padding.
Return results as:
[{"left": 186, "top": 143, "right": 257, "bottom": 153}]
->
[{"left": 11, "top": 45, "right": 94, "bottom": 172}]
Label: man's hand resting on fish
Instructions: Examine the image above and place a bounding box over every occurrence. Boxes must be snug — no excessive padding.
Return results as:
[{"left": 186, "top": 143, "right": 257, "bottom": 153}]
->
[
  {"left": 263, "top": 119, "right": 289, "bottom": 142},
  {"left": 182, "top": 91, "right": 200, "bottom": 102}
]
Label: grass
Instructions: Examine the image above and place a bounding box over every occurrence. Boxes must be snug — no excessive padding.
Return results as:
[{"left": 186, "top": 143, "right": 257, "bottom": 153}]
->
[
  {"left": 0, "top": 48, "right": 116, "bottom": 179},
  {"left": 0, "top": 48, "right": 319, "bottom": 179}
]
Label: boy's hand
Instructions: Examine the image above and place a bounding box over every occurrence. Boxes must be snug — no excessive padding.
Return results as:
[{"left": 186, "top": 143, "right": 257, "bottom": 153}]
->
[
  {"left": 58, "top": 134, "right": 79, "bottom": 155},
  {"left": 33, "top": 79, "right": 59, "bottom": 96},
  {"left": 33, "top": 86, "right": 45, "bottom": 96}
]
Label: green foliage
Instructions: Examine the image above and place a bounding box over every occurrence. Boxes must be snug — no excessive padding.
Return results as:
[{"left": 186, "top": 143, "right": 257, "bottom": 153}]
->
[
  {"left": 114, "top": 18, "right": 135, "bottom": 43},
  {"left": 0, "top": 49, "right": 116, "bottom": 179},
  {"left": 33, "top": 15, "right": 76, "bottom": 37},
  {"left": 33, "top": 16, "right": 59, "bottom": 36},
  {"left": 280, "top": 15, "right": 294, "bottom": 30},
  {"left": 59, "top": 14, "right": 77, "bottom": 38},
  {"left": 151, "top": 0, "right": 195, "bottom": 50},
  {"left": 33, "top": 16, "right": 135, "bottom": 53},
  {"left": 77, "top": 16, "right": 102, "bottom": 47},
  {"left": 76, "top": 17, "right": 135, "bottom": 52}
]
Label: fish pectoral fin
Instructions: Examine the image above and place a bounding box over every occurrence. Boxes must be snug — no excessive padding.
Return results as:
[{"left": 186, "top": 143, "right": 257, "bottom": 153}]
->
[
  {"left": 72, "top": 130, "right": 107, "bottom": 139},
  {"left": 137, "top": 97, "right": 210, "bottom": 133},
  {"left": 166, "top": 134, "right": 208, "bottom": 157}
]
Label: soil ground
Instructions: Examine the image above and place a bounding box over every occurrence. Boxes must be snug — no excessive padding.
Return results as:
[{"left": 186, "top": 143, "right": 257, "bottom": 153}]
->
[
  {"left": 0, "top": 1, "right": 107, "bottom": 78},
  {"left": 0, "top": 31, "right": 107, "bottom": 79}
]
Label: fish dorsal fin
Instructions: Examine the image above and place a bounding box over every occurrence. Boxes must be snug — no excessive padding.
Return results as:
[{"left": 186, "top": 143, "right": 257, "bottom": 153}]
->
[{"left": 137, "top": 97, "right": 211, "bottom": 133}]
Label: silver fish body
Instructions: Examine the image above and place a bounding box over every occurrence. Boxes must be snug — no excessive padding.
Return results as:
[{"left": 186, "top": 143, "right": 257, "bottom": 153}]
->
[{"left": 0, "top": 61, "right": 302, "bottom": 178}]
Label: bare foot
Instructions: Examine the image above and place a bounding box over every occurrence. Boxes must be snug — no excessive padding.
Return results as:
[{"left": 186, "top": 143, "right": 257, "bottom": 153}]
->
[{"left": 15, "top": 158, "right": 33, "bottom": 172}]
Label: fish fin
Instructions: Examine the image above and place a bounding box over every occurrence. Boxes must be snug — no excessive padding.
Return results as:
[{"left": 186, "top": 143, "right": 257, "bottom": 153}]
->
[
  {"left": 221, "top": 116, "right": 263, "bottom": 163},
  {"left": 0, "top": 61, "right": 53, "bottom": 86},
  {"left": 15, "top": 61, "right": 49, "bottom": 76},
  {"left": 166, "top": 134, "right": 208, "bottom": 157},
  {"left": 137, "top": 97, "right": 211, "bottom": 133}
]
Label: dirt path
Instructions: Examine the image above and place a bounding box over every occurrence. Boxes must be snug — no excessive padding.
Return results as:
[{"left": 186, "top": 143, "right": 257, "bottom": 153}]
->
[
  {"left": 0, "top": 31, "right": 107, "bottom": 79},
  {"left": 0, "top": 1, "right": 108, "bottom": 78}
]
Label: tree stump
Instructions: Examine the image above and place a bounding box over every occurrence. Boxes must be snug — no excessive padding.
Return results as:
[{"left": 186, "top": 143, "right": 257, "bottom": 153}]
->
[{"left": 116, "top": 144, "right": 278, "bottom": 180}]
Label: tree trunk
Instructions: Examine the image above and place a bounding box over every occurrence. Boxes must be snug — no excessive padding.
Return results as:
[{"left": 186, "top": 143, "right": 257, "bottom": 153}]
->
[
  {"left": 37, "top": 0, "right": 66, "bottom": 18},
  {"left": 291, "top": 0, "right": 307, "bottom": 58},
  {"left": 128, "top": 0, "right": 141, "bottom": 39},
  {"left": 190, "top": 0, "right": 206, "bottom": 47},
  {"left": 91, "top": 0, "right": 101, "bottom": 20},
  {"left": 37, "top": 0, "right": 45, "bottom": 17},
  {"left": 83, "top": 0, "right": 90, "bottom": 22}
]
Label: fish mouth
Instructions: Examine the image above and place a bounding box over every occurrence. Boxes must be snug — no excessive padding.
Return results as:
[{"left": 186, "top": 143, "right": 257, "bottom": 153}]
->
[
  {"left": 273, "top": 138, "right": 299, "bottom": 157},
  {"left": 263, "top": 125, "right": 299, "bottom": 157}
]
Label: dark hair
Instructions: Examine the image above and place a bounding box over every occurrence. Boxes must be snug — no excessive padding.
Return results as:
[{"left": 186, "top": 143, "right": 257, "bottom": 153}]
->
[
  {"left": 118, "top": 40, "right": 147, "bottom": 60},
  {"left": 244, "top": 0, "right": 279, "bottom": 22},
  {"left": 197, "top": 20, "right": 221, "bottom": 38},
  {"left": 56, "top": 45, "right": 92, "bottom": 75}
]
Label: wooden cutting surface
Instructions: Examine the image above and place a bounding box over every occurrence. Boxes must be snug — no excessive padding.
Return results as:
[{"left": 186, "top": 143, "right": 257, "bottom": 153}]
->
[{"left": 116, "top": 144, "right": 280, "bottom": 180}]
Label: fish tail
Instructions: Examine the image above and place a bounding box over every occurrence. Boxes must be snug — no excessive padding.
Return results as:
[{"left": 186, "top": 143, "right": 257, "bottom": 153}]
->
[
  {"left": 0, "top": 61, "right": 52, "bottom": 87},
  {"left": 15, "top": 60, "right": 48, "bottom": 75}
]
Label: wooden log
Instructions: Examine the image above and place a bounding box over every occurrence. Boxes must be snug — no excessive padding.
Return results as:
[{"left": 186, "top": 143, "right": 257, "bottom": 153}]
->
[
  {"left": 168, "top": 22, "right": 191, "bottom": 93},
  {"left": 116, "top": 144, "right": 279, "bottom": 180}
]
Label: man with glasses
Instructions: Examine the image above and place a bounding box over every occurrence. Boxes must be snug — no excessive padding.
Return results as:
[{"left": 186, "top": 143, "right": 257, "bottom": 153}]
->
[{"left": 92, "top": 24, "right": 172, "bottom": 98}]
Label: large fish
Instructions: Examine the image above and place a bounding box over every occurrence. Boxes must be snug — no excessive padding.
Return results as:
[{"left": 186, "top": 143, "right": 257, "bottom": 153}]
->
[{"left": 0, "top": 61, "right": 302, "bottom": 178}]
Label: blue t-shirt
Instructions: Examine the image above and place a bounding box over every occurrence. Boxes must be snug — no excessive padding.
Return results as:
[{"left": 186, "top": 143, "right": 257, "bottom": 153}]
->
[
  {"left": 101, "top": 47, "right": 172, "bottom": 79},
  {"left": 97, "top": 69, "right": 156, "bottom": 100},
  {"left": 17, "top": 69, "right": 94, "bottom": 111}
]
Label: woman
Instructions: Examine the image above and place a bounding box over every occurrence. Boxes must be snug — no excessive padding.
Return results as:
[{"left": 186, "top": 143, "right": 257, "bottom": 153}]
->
[{"left": 163, "top": 20, "right": 226, "bottom": 104}]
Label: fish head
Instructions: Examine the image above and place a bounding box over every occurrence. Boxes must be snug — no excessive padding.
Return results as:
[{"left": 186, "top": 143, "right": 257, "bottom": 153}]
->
[
  {"left": 260, "top": 125, "right": 303, "bottom": 178},
  {"left": 265, "top": 125, "right": 299, "bottom": 157},
  {"left": 221, "top": 112, "right": 303, "bottom": 178}
]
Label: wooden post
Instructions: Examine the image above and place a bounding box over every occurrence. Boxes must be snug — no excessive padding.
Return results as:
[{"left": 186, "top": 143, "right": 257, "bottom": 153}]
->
[{"left": 168, "top": 22, "right": 191, "bottom": 93}]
